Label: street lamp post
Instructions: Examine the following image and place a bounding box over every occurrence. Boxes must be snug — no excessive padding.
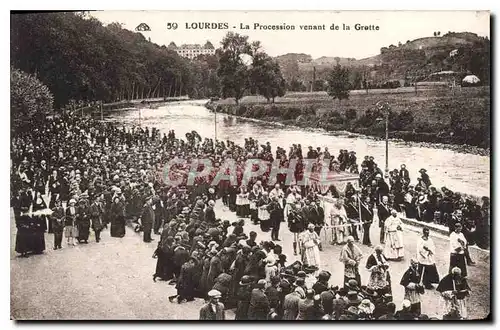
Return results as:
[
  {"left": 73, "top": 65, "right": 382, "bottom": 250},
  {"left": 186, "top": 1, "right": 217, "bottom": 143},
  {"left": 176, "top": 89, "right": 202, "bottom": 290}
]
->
[
  {"left": 214, "top": 106, "right": 217, "bottom": 141},
  {"left": 376, "top": 101, "right": 391, "bottom": 179}
]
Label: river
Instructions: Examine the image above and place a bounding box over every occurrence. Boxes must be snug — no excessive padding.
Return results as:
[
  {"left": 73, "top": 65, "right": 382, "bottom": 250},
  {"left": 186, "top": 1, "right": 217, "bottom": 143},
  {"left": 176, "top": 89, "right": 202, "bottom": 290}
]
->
[{"left": 106, "top": 100, "right": 490, "bottom": 198}]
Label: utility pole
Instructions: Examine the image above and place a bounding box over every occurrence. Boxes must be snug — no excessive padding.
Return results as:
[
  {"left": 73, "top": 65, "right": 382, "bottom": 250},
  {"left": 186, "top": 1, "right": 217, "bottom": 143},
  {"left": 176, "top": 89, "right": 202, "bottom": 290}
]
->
[
  {"left": 311, "top": 66, "right": 316, "bottom": 92},
  {"left": 214, "top": 107, "right": 217, "bottom": 141},
  {"left": 385, "top": 109, "right": 389, "bottom": 179},
  {"left": 100, "top": 101, "right": 103, "bottom": 121},
  {"left": 376, "top": 101, "right": 390, "bottom": 179}
]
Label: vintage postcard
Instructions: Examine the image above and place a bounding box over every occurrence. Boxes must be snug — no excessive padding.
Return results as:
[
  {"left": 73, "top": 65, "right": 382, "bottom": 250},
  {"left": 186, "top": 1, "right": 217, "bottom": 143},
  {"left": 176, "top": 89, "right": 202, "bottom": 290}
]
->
[{"left": 10, "top": 10, "right": 490, "bottom": 320}]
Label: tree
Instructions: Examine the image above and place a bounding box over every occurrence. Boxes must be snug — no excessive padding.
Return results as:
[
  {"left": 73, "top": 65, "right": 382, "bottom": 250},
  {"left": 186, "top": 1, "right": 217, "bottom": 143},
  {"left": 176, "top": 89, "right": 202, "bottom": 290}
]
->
[
  {"left": 288, "top": 77, "right": 306, "bottom": 91},
  {"left": 334, "top": 57, "right": 340, "bottom": 65},
  {"left": 327, "top": 64, "right": 351, "bottom": 104},
  {"left": 250, "top": 52, "right": 286, "bottom": 103},
  {"left": 217, "top": 32, "right": 252, "bottom": 105},
  {"left": 11, "top": 67, "right": 53, "bottom": 122},
  {"left": 312, "top": 79, "right": 326, "bottom": 91}
]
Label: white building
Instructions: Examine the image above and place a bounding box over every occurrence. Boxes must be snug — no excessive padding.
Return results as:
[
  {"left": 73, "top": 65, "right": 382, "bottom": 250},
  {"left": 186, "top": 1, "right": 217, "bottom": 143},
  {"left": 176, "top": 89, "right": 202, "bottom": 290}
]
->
[{"left": 168, "top": 41, "right": 216, "bottom": 60}]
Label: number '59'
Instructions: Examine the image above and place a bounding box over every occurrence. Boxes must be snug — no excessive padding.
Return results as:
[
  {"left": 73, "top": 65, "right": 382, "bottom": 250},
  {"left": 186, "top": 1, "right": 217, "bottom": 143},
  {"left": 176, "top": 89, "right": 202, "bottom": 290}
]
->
[{"left": 167, "top": 23, "right": 178, "bottom": 30}]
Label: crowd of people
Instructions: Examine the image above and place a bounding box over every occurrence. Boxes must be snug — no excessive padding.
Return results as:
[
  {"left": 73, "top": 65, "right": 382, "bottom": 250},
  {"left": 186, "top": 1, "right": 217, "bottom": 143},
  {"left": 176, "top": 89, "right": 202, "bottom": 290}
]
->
[{"left": 10, "top": 111, "right": 485, "bottom": 320}]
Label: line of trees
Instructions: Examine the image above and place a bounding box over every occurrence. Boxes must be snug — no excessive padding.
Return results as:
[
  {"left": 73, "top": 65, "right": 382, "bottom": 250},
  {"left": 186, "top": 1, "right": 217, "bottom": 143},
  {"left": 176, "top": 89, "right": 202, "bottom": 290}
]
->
[
  {"left": 10, "top": 12, "right": 218, "bottom": 109},
  {"left": 11, "top": 13, "right": 287, "bottom": 111}
]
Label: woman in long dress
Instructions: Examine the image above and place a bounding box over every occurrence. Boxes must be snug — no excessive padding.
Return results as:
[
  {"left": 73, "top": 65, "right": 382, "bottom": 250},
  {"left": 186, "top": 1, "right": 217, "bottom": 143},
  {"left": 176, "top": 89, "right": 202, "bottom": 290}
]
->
[
  {"left": 65, "top": 198, "right": 78, "bottom": 246},
  {"left": 384, "top": 210, "right": 404, "bottom": 260},
  {"left": 436, "top": 267, "right": 471, "bottom": 319},
  {"left": 110, "top": 196, "right": 126, "bottom": 237},
  {"left": 31, "top": 192, "right": 47, "bottom": 253},
  {"left": 15, "top": 207, "right": 32, "bottom": 257}
]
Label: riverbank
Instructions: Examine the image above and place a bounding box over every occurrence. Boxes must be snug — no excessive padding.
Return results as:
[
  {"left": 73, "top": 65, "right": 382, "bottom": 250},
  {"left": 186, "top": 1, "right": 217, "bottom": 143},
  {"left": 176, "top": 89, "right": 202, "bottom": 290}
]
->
[{"left": 206, "top": 87, "right": 490, "bottom": 155}]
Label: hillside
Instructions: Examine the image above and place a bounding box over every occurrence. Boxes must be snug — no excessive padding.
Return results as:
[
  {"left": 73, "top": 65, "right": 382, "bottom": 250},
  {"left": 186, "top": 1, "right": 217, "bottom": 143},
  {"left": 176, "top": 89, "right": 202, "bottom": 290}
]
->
[{"left": 277, "top": 32, "right": 490, "bottom": 90}]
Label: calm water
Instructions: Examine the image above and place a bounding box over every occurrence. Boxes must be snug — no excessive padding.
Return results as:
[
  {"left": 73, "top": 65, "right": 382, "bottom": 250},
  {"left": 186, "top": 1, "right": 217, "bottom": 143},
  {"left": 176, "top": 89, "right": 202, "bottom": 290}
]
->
[{"left": 107, "top": 100, "right": 490, "bottom": 197}]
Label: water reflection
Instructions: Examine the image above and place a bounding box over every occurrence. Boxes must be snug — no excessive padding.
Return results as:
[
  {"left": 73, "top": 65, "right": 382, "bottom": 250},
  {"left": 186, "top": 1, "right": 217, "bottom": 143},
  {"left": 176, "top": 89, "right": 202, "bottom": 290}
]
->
[{"left": 107, "top": 101, "right": 490, "bottom": 197}]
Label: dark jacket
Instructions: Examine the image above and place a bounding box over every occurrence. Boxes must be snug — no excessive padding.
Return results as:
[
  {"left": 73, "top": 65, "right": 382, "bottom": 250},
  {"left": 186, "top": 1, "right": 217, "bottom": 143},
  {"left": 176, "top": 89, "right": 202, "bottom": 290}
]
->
[
  {"left": 199, "top": 302, "right": 225, "bottom": 320},
  {"left": 141, "top": 203, "right": 155, "bottom": 225},
  {"left": 248, "top": 288, "right": 270, "bottom": 320}
]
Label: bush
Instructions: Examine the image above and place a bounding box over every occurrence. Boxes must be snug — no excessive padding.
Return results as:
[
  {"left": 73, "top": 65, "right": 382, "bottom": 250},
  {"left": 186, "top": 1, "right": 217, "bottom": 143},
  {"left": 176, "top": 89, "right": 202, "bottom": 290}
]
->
[
  {"left": 345, "top": 108, "right": 357, "bottom": 121},
  {"left": 11, "top": 67, "right": 53, "bottom": 122}
]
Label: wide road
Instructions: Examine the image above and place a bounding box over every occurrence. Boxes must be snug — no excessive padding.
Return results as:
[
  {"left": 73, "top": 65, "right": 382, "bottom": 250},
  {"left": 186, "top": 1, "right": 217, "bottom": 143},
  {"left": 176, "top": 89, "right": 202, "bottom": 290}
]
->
[{"left": 10, "top": 202, "right": 490, "bottom": 320}]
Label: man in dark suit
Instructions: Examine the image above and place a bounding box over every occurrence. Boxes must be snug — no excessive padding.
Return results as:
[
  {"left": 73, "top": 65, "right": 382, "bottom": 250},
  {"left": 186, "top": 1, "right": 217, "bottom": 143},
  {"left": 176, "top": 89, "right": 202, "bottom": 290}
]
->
[
  {"left": 140, "top": 194, "right": 155, "bottom": 243},
  {"left": 248, "top": 279, "right": 270, "bottom": 320},
  {"left": 377, "top": 196, "right": 390, "bottom": 244},
  {"left": 360, "top": 196, "right": 374, "bottom": 246},
  {"left": 199, "top": 289, "right": 225, "bottom": 320}
]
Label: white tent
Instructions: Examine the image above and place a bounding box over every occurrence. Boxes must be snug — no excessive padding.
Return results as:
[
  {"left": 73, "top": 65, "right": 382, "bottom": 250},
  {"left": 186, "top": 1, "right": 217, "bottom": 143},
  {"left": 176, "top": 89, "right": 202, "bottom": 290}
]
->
[{"left": 462, "top": 75, "right": 480, "bottom": 84}]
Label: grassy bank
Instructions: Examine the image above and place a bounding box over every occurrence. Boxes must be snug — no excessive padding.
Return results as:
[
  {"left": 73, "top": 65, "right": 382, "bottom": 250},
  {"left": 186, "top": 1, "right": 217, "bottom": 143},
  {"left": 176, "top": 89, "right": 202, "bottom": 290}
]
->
[{"left": 207, "top": 86, "right": 490, "bottom": 151}]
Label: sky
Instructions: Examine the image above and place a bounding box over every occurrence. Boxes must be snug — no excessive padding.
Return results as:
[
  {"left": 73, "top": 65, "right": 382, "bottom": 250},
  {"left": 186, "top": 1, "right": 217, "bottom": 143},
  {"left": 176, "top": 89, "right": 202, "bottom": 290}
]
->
[{"left": 91, "top": 11, "right": 489, "bottom": 59}]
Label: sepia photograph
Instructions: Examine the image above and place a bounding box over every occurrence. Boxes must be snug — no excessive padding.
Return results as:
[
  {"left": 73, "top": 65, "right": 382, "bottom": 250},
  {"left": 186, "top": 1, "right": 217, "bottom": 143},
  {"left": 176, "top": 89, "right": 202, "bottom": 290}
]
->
[{"left": 9, "top": 10, "right": 490, "bottom": 320}]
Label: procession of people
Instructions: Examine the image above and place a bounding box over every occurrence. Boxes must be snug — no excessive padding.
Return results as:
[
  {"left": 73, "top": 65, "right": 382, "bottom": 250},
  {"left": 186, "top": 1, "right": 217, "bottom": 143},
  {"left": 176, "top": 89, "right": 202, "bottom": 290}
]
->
[{"left": 10, "top": 110, "right": 484, "bottom": 320}]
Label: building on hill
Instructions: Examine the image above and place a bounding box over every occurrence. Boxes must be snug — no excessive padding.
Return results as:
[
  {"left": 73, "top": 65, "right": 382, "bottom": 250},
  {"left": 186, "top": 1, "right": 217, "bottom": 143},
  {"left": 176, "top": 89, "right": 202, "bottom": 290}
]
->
[{"left": 168, "top": 41, "right": 216, "bottom": 59}]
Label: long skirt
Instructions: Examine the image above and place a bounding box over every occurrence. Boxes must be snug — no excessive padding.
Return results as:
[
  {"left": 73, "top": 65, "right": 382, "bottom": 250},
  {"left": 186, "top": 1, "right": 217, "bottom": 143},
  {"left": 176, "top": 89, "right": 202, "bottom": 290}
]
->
[
  {"left": 78, "top": 222, "right": 91, "bottom": 241},
  {"left": 240, "top": 204, "right": 250, "bottom": 217},
  {"left": 110, "top": 216, "right": 126, "bottom": 237},
  {"left": 449, "top": 254, "right": 467, "bottom": 278},
  {"left": 385, "top": 231, "right": 404, "bottom": 259},
  {"left": 418, "top": 263, "right": 440, "bottom": 285},
  {"left": 15, "top": 229, "right": 31, "bottom": 254},
  {"left": 32, "top": 230, "right": 46, "bottom": 253}
]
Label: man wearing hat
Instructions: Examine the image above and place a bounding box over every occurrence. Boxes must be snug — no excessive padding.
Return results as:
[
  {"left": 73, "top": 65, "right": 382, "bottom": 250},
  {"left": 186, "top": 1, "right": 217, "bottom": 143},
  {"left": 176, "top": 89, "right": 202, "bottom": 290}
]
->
[
  {"left": 235, "top": 275, "right": 253, "bottom": 320},
  {"left": 199, "top": 289, "right": 225, "bottom": 320},
  {"left": 419, "top": 168, "right": 432, "bottom": 188},
  {"left": 313, "top": 271, "right": 331, "bottom": 295},
  {"left": 170, "top": 257, "right": 198, "bottom": 304},
  {"left": 282, "top": 286, "right": 303, "bottom": 320},
  {"left": 265, "top": 276, "right": 281, "bottom": 314},
  {"left": 51, "top": 198, "right": 65, "bottom": 250},
  {"left": 140, "top": 194, "right": 155, "bottom": 243},
  {"left": 296, "top": 289, "right": 316, "bottom": 320},
  {"left": 248, "top": 279, "right": 270, "bottom": 320}
]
